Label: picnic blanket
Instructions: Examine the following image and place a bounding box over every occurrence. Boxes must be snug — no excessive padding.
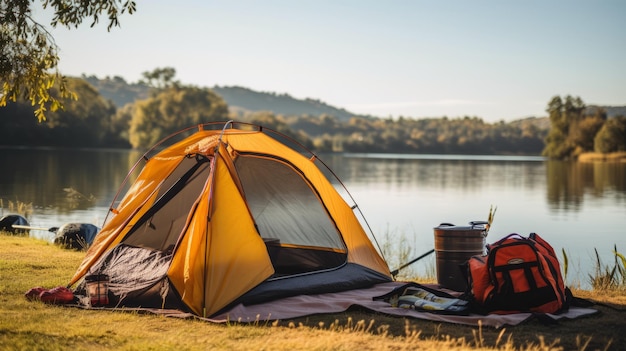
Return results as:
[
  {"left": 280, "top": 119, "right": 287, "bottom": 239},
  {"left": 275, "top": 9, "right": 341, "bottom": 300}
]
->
[{"left": 207, "top": 281, "right": 597, "bottom": 329}]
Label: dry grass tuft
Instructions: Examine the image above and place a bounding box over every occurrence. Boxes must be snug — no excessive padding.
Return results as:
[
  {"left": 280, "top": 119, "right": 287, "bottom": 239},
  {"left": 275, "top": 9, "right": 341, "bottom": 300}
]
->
[{"left": 0, "top": 199, "right": 33, "bottom": 218}]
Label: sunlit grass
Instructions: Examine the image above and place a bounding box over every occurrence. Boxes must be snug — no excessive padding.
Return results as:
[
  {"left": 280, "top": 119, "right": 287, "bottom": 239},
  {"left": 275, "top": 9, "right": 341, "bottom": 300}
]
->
[{"left": 0, "top": 232, "right": 620, "bottom": 350}]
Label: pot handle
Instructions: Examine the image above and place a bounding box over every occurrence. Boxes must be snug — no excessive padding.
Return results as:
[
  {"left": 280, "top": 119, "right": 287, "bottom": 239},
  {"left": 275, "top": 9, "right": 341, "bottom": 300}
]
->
[
  {"left": 469, "top": 221, "right": 489, "bottom": 227},
  {"left": 469, "top": 221, "right": 490, "bottom": 237}
]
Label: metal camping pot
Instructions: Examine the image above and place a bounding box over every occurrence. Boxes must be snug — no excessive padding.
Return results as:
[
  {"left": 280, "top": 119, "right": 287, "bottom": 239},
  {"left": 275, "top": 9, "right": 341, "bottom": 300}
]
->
[{"left": 434, "top": 221, "right": 488, "bottom": 291}]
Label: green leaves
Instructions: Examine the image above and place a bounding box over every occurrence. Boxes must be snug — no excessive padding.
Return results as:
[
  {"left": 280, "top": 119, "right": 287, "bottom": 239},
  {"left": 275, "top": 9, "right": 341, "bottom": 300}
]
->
[
  {"left": 128, "top": 86, "right": 229, "bottom": 148},
  {"left": 541, "top": 95, "right": 617, "bottom": 159},
  {"left": 42, "top": 0, "right": 136, "bottom": 31},
  {"left": 594, "top": 116, "right": 626, "bottom": 153},
  {"left": 1, "top": 0, "right": 136, "bottom": 122}
]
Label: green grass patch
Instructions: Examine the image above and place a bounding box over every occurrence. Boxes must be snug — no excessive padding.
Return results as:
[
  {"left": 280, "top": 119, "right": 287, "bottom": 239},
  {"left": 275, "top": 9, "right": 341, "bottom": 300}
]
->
[{"left": 1, "top": 232, "right": 622, "bottom": 350}]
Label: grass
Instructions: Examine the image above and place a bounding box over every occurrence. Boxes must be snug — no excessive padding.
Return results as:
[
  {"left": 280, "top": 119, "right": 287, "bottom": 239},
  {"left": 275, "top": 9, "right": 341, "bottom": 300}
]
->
[
  {"left": 1, "top": 233, "right": 624, "bottom": 350},
  {"left": 562, "top": 246, "right": 626, "bottom": 291},
  {"left": 589, "top": 246, "right": 626, "bottom": 291}
]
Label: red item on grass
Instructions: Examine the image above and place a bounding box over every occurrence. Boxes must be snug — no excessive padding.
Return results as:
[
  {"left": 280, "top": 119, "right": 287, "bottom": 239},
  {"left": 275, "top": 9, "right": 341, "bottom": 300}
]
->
[
  {"left": 24, "top": 287, "right": 45, "bottom": 301},
  {"left": 25, "top": 286, "right": 75, "bottom": 304}
]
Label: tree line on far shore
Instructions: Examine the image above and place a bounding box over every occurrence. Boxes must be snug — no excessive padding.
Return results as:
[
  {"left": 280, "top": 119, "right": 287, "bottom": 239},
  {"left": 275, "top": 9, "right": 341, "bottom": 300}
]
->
[
  {"left": 0, "top": 70, "right": 624, "bottom": 158},
  {"left": 543, "top": 95, "right": 626, "bottom": 159}
]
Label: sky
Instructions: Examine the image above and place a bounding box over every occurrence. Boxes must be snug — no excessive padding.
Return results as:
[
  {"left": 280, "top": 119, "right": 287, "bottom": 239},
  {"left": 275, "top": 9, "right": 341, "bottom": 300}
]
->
[{"left": 33, "top": 0, "right": 625, "bottom": 122}]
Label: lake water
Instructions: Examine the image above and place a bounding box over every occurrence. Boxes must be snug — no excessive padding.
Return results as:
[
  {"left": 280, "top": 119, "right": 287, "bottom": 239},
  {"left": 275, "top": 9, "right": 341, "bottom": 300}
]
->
[{"left": 1, "top": 147, "right": 625, "bottom": 289}]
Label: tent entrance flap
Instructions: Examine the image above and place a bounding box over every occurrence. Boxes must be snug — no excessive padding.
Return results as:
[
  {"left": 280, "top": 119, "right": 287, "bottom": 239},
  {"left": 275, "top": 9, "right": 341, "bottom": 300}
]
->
[
  {"left": 82, "top": 244, "right": 184, "bottom": 309},
  {"left": 122, "top": 155, "right": 212, "bottom": 251}
]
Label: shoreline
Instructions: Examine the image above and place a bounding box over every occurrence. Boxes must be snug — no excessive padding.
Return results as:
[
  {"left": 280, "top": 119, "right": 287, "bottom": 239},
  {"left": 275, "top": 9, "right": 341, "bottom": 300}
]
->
[{"left": 577, "top": 151, "right": 626, "bottom": 162}]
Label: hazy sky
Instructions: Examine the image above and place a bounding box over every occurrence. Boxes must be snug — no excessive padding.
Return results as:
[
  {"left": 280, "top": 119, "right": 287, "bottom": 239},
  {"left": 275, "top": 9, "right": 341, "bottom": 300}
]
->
[{"left": 34, "top": 0, "right": 625, "bottom": 122}]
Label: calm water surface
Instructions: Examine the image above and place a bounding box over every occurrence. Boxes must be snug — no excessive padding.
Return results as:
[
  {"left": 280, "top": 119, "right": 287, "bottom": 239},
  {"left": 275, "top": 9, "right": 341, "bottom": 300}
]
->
[{"left": 1, "top": 148, "right": 624, "bottom": 288}]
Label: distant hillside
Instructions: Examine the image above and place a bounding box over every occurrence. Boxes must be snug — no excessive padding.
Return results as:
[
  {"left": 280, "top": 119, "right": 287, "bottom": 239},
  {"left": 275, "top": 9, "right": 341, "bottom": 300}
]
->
[
  {"left": 83, "top": 75, "right": 149, "bottom": 108},
  {"left": 82, "top": 76, "right": 365, "bottom": 121},
  {"left": 82, "top": 75, "right": 623, "bottom": 123},
  {"left": 508, "top": 116, "right": 550, "bottom": 130},
  {"left": 606, "top": 106, "right": 626, "bottom": 118},
  {"left": 211, "top": 86, "right": 365, "bottom": 121},
  {"left": 586, "top": 105, "right": 626, "bottom": 118}
]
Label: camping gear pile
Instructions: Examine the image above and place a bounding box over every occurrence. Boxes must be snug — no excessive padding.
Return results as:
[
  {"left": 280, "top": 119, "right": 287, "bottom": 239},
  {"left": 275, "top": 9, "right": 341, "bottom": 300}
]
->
[{"left": 432, "top": 220, "right": 571, "bottom": 315}]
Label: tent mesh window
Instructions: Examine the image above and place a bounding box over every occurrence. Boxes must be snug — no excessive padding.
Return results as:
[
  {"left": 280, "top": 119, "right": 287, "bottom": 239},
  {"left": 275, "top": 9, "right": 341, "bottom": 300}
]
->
[{"left": 235, "top": 155, "right": 347, "bottom": 275}]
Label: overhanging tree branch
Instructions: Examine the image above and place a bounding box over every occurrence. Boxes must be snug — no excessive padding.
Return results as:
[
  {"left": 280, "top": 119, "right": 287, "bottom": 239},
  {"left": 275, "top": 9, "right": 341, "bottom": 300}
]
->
[{"left": 0, "top": 0, "right": 136, "bottom": 122}]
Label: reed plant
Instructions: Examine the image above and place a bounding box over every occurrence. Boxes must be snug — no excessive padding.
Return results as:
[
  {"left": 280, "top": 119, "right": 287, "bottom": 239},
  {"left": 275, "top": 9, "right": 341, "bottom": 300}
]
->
[
  {"left": 588, "top": 245, "right": 626, "bottom": 291},
  {"left": 380, "top": 228, "right": 436, "bottom": 282},
  {"left": 561, "top": 248, "right": 569, "bottom": 281},
  {"left": 0, "top": 198, "right": 33, "bottom": 219},
  {"left": 380, "top": 229, "right": 414, "bottom": 279}
]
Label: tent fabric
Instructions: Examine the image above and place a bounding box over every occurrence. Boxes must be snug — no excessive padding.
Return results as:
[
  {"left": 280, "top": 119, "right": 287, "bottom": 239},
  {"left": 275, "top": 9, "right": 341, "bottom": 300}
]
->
[
  {"left": 236, "top": 263, "right": 391, "bottom": 307},
  {"left": 70, "top": 123, "right": 392, "bottom": 317}
]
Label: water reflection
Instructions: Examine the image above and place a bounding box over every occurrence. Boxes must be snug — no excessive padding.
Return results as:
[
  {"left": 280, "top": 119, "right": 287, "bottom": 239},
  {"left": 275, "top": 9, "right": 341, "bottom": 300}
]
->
[
  {"left": 546, "top": 161, "right": 626, "bottom": 211},
  {"left": 2, "top": 148, "right": 625, "bottom": 279},
  {"left": 323, "top": 154, "right": 542, "bottom": 194},
  {"left": 0, "top": 148, "right": 142, "bottom": 213},
  {"left": 321, "top": 153, "right": 625, "bottom": 213},
  {"left": 2, "top": 149, "right": 624, "bottom": 219}
]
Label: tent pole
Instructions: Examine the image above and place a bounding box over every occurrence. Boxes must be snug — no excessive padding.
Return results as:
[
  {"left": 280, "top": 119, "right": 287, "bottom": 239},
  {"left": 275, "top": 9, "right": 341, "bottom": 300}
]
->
[{"left": 390, "top": 249, "right": 435, "bottom": 278}]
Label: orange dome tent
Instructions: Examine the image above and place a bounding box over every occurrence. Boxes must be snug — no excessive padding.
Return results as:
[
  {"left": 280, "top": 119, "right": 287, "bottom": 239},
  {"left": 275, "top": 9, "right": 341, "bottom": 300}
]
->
[{"left": 69, "top": 121, "right": 391, "bottom": 317}]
